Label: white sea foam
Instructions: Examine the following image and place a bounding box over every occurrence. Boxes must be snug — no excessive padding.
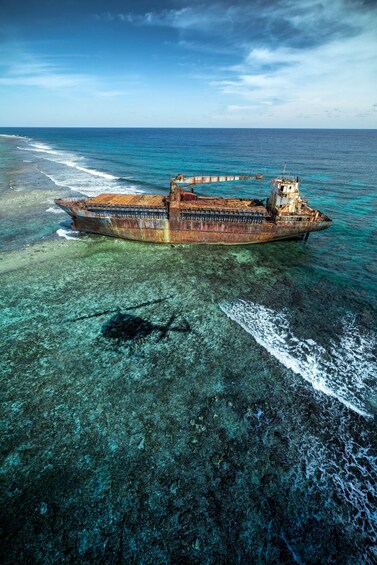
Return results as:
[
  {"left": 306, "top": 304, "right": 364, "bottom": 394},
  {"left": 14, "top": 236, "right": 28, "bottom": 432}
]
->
[
  {"left": 17, "top": 137, "right": 143, "bottom": 197},
  {"left": 46, "top": 207, "right": 64, "bottom": 214},
  {"left": 221, "top": 299, "right": 377, "bottom": 558},
  {"left": 220, "top": 300, "right": 377, "bottom": 418},
  {"left": 292, "top": 424, "right": 377, "bottom": 563},
  {"left": 20, "top": 146, "right": 59, "bottom": 155},
  {"left": 0, "top": 134, "right": 28, "bottom": 139},
  {"left": 58, "top": 160, "right": 119, "bottom": 180},
  {"left": 40, "top": 166, "right": 140, "bottom": 197},
  {"left": 39, "top": 170, "right": 70, "bottom": 189},
  {"left": 56, "top": 228, "right": 80, "bottom": 240},
  {"left": 29, "top": 142, "right": 54, "bottom": 150}
]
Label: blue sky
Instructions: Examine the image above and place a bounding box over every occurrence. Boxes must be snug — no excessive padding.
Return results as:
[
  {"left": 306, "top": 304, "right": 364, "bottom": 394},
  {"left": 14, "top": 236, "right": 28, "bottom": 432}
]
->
[{"left": 0, "top": 0, "right": 376, "bottom": 127}]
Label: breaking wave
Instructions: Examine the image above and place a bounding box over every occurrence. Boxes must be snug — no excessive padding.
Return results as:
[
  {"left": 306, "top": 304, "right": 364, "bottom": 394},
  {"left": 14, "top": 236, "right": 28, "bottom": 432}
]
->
[
  {"left": 21, "top": 143, "right": 59, "bottom": 155},
  {"left": 16, "top": 138, "right": 142, "bottom": 197},
  {"left": 0, "top": 134, "right": 28, "bottom": 140},
  {"left": 60, "top": 162, "right": 118, "bottom": 180},
  {"left": 46, "top": 207, "right": 64, "bottom": 214},
  {"left": 40, "top": 170, "right": 68, "bottom": 189},
  {"left": 220, "top": 300, "right": 377, "bottom": 418},
  {"left": 56, "top": 228, "right": 81, "bottom": 241}
]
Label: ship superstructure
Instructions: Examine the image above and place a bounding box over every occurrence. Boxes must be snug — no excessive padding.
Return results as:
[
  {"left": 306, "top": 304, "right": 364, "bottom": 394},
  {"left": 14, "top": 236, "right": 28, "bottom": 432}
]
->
[{"left": 55, "top": 173, "right": 331, "bottom": 244}]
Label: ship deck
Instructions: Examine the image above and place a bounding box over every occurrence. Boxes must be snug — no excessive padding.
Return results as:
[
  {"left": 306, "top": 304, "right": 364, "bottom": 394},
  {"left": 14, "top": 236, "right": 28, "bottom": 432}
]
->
[
  {"left": 180, "top": 197, "right": 266, "bottom": 212},
  {"left": 86, "top": 193, "right": 266, "bottom": 213},
  {"left": 87, "top": 194, "right": 166, "bottom": 208}
]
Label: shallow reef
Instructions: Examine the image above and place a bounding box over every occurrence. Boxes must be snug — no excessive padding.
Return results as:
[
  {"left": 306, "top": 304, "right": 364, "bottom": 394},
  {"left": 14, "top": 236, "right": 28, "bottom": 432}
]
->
[{"left": 1, "top": 231, "right": 376, "bottom": 564}]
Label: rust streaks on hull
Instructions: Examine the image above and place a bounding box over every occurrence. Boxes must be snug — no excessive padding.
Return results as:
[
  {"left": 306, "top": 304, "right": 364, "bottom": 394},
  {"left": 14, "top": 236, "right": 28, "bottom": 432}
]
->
[
  {"left": 55, "top": 171, "right": 332, "bottom": 245},
  {"left": 71, "top": 215, "right": 330, "bottom": 244}
]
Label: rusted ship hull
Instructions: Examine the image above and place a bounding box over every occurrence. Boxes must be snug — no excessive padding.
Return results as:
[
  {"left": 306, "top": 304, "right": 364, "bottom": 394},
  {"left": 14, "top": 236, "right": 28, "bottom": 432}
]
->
[
  {"left": 58, "top": 202, "right": 331, "bottom": 244},
  {"left": 55, "top": 173, "right": 332, "bottom": 244}
]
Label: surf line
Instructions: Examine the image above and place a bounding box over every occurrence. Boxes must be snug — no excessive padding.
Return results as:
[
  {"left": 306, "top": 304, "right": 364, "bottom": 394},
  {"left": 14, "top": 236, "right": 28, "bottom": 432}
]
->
[{"left": 219, "top": 300, "right": 374, "bottom": 419}]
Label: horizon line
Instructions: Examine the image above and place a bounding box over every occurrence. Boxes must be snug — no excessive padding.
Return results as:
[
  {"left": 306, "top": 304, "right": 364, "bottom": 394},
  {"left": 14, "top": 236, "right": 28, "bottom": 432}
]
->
[{"left": 1, "top": 126, "right": 376, "bottom": 131}]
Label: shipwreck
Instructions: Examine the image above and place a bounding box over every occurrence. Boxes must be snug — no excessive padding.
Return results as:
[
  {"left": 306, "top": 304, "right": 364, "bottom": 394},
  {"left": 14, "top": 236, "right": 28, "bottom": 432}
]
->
[{"left": 55, "top": 173, "right": 332, "bottom": 244}]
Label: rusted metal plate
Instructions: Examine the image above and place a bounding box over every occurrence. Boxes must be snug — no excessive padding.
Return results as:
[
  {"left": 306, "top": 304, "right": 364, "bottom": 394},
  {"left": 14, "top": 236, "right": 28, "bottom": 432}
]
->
[
  {"left": 180, "top": 199, "right": 266, "bottom": 211},
  {"left": 87, "top": 194, "right": 166, "bottom": 208},
  {"left": 69, "top": 213, "right": 330, "bottom": 245}
]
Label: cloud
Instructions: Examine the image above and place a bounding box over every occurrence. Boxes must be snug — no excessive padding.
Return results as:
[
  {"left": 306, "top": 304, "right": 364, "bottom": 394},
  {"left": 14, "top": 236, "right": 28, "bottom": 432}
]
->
[
  {"left": 96, "top": 90, "right": 130, "bottom": 98},
  {"left": 93, "top": 12, "right": 134, "bottom": 23},
  {"left": 0, "top": 72, "right": 91, "bottom": 89},
  {"left": 138, "top": 0, "right": 376, "bottom": 123},
  {"left": 0, "top": 46, "right": 139, "bottom": 97},
  {"left": 94, "top": 6, "right": 231, "bottom": 32},
  {"left": 93, "top": 1, "right": 377, "bottom": 125},
  {"left": 0, "top": 48, "right": 93, "bottom": 90},
  {"left": 2, "top": 1, "right": 376, "bottom": 127},
  {"left": 98, "top": 0, "right": 377, "bottom": 49},
  {"left": 217, "top": 30, "right": 377, "bottom": 101}
]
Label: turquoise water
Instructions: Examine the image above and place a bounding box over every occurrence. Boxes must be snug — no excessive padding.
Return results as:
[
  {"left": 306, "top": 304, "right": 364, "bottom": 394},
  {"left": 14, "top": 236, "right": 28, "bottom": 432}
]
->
[{"left": 1, "top": 129, "right": 376, "bottom": 563}]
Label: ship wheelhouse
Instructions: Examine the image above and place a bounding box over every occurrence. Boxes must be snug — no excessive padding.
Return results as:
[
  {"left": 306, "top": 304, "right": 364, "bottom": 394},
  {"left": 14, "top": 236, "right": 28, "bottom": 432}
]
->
[{"left": 268, "top": 176, "right": 303, "bottom": 215}]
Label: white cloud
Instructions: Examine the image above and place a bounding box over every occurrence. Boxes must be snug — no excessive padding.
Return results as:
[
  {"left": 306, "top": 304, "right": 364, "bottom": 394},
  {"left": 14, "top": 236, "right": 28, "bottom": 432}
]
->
[
  {"left": 0, "top": 47, "right": 139, "bottom": 97},
  {"left": 0, "top": 73, "right": 91, "bottom": 89},
  {"left": 96, "top": 6, "right": 237, "bottom": 32},
  {"left": 2, "top": 1, "right": 376, "bottom": 127},
  {"left": 96, "top": 90, "right": 130, "bottom": 98},
  {"left": 0, "top": 49, "right": 93, "bottom": 90},
  {"left": 98, "top": 0, "right": 377, "bottom": 125},
  {"left": 215, "top": 25, "right": 377, "bottom": 124},
  {"left": 245, "top": 47, "right": 300, "bottom": 66}
]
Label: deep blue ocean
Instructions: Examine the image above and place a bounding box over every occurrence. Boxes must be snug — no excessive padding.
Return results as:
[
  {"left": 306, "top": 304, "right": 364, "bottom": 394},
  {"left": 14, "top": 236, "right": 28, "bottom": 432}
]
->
[{"left": 1, "top": 128, "right": 376, "bottom": 563}]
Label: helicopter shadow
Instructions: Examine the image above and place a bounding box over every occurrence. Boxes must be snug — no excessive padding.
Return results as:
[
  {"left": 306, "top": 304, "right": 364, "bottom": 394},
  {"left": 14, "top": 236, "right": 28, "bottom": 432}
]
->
[
  {"left": 67, "top": 295, "right": 191, "bottom": 345},
  {"left": 101, "top": 312, "right": 191, "bottom": 343}
]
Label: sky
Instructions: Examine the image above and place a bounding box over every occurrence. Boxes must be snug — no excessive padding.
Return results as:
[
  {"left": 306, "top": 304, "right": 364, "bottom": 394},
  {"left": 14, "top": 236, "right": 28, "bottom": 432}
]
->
[{"left": 0, "top": 0, "right": 376, "bottom": 128}]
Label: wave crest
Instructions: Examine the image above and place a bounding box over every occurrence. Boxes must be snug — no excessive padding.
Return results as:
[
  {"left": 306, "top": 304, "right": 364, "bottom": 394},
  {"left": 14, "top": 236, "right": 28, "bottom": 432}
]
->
[
  {"left": 16, "top": 137, "right": 143, "bottom": 197},
  {"left": 220, "top": 300, "right": 377, "bottom": 418}
]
